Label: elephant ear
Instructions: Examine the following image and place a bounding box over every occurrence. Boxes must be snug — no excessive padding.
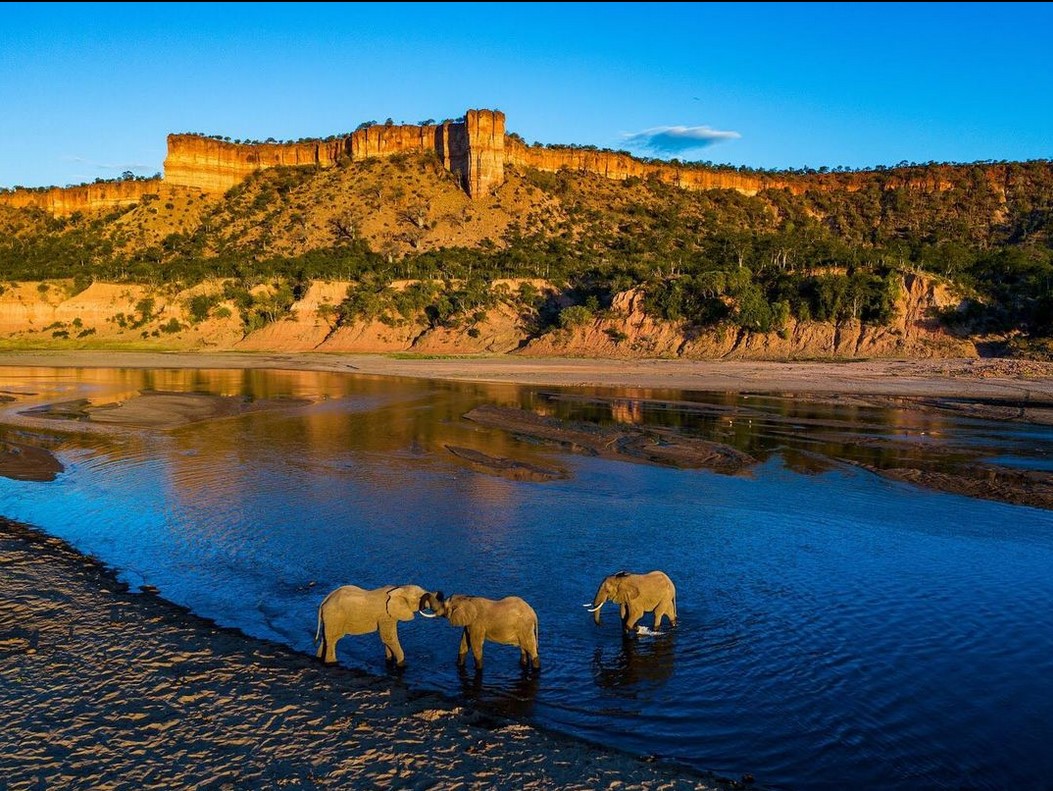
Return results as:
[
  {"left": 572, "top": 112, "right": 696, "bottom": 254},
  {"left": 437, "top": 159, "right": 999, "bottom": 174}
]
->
[
  {"left": 386, "top": 587, "right": 416, "bottom": 622},
  {"left": 446, "top": 598, "right": 477, "bottom": 627},
  {"left": 622, "top": 583, "right": 640, "bottom": 603}
]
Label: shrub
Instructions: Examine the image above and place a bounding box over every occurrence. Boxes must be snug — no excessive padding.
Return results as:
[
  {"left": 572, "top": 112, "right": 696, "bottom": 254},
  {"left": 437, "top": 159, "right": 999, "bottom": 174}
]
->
[{"left": 559, "top": 305, "right": 594, "bottom": 328}]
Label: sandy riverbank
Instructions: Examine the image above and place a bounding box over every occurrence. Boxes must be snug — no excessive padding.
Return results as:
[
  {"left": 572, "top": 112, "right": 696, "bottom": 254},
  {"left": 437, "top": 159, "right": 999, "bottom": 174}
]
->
[{"left": 3, "top": 350, "right": 1053, "bottom": 401}]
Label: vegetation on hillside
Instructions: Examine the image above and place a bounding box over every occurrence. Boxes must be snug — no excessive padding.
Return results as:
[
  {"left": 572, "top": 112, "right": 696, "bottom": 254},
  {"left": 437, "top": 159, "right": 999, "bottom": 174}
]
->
[{"left": 1, "top": 153, "right": 1051, "bottom": 351}]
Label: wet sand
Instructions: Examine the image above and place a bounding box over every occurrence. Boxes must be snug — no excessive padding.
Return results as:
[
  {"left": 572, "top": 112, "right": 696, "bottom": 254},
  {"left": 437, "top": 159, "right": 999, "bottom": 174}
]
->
[
  {"left": 17, "top": 390, "right": 312, "bottom": 430},
  {"left": 0, "top": 350, "right": 1051, "bottom": 398},
  {"left": 0, "top": 518, "right": 720, "bottom": 790}
]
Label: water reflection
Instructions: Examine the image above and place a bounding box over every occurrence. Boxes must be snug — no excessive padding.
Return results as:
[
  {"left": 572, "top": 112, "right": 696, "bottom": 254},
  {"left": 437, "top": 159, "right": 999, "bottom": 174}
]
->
[
  {"left": 592, "top": 633, "right": 677, "bottom": 693},
  {"left": 456, "top": 665, "right": 541, "bottom": 720}
]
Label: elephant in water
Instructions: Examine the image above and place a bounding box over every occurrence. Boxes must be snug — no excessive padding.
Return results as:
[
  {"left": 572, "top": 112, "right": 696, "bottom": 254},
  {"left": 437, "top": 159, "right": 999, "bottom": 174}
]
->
[
  {"left": 315, "top": 584, "right": 437, "bottom": 666},
  {"left": 585, "top": 571, "right": 677, "bottom": 634},
  {"left": 420, "top": 592, "right": 540, "bottom": 672}
]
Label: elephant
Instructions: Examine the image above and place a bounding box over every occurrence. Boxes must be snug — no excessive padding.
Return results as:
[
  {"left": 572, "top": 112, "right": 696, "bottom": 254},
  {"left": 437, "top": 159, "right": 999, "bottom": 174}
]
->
[
  {"left": 585, "top": 570, "right": 677, "bottom": 634},
  {"left": 315, "top": 584, "right": 436, "bottom": 666},
  {"left": 420, "top": 592, "right": 540, "bottom": 671}
]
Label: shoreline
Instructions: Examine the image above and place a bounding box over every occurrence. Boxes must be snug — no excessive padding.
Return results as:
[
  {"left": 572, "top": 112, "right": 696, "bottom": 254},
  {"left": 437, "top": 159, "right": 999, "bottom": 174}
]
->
[
  {"left": 3, "top": 349, "right": 1053, "bottom": 402},
  {"left": 0, "top": 517, "right": 722, "bottom": 789}
]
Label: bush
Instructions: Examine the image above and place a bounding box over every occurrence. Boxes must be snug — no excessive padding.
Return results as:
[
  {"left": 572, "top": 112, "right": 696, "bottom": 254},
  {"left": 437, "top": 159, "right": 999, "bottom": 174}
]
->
[
  {"left": 559, "top": 305, "right": 594, "bottom": 328},
  {"left": 186, "top": 293, "right": 220, "bottom": 323}
]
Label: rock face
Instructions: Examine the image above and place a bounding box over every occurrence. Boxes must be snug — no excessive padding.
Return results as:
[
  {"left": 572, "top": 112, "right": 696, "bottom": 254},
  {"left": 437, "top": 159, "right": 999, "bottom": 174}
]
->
[
  {"left": 2, "top": 107, "right": 1043, "bottom": 214},
  {"left": 466, "top": 110, "right": 505, "bottom": 197},
  {"left": 519, "top": 274, "right": 975, "bottom": 360},
  {"left": 0, "top": 274, "right": 975, "bottom": 360},
  {"left": 162, "top": 114, "right": 510, "bottom": 198},
  {"left": 503, "top": 137, "right": 790, "bottom": 195},
  {"left": 162, "top": 137, "right": 346, "bottom": 193},
  {"left": 0, "top": 179, "right": 168, "bottom": 214}
]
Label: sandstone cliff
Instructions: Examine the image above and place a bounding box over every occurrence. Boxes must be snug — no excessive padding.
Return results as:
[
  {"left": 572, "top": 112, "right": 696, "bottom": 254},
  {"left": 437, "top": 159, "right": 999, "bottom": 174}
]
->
[
  {"left": 0, "top": 179, "right": 171, "bottom": 215},
  {"left": 503, "top": 137, "right": 792, "bottom": 195},
  {"left": 2, "top": 107, "right": 1043, "bottom": 215},
  {"left": 465, "top": 110, "right": 506, "bottom": 197}
]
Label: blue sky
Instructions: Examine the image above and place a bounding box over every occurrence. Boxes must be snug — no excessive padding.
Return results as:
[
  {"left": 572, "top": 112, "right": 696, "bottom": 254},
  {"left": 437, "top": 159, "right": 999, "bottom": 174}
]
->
[{"left": 1, "top": 2, "right": 1050, "bottom": 188}]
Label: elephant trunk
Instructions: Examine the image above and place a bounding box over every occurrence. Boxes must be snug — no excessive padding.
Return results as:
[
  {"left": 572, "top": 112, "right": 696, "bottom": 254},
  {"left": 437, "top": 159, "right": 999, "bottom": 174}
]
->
[
  {"left": 419, "top": 591, "right": 445, "bottom": 618},
  {"left": 590, "top": 592, "right": 608, "bottom": 625}
]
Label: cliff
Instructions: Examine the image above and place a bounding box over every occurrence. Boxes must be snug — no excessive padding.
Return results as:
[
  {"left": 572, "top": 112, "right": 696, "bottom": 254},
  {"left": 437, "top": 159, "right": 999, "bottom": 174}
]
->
[
  {"left": 519, "top": 274, "right": 974, "bottom": 360},
  {"left": 0, "top": 179, "right": 169, "bottom": 215},
  {"left": 466, "top": 110, "right": 506, "bottom": 197},
  {"left": 164, "top": 122, "right": 459, "bottom": 193},
  {"left": 2, "top": 107, "right": 1043, "bottom": 215},
  {"left": 163, "top": 137, "right": 347, "bottom": 193},
  {"left": 503, "top": 137, "right": 793, "bottom": 195}
]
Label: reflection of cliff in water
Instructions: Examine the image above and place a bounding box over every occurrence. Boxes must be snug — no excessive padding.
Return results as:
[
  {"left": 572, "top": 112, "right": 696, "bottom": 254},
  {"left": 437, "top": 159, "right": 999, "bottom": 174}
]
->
[
  {"left": 4, "top": 367, "right": 1052, "bottom": 510},
  {"left": 533, "top": 391, "right": 1053, "bottom": 509}
]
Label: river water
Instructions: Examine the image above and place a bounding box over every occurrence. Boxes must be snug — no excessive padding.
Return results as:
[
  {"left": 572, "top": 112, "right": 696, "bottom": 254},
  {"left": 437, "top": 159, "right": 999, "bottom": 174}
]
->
[{"left": 1, "top": 366, "right": 1052, "bottom": 790}]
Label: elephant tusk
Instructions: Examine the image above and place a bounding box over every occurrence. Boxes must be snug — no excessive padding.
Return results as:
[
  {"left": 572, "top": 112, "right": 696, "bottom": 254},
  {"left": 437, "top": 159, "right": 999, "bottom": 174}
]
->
[
  {"left": 418, "top": 611, "right": 438, "bottom": 618},
  {"left": 585, "top": 604, "right": 603, "bottom": 613}
]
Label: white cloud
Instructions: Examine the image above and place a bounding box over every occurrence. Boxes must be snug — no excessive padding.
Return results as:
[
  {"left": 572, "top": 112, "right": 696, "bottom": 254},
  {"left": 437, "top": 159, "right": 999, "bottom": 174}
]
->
[{"left": 622, "top": 125, "right": 741, "bottom": 155}]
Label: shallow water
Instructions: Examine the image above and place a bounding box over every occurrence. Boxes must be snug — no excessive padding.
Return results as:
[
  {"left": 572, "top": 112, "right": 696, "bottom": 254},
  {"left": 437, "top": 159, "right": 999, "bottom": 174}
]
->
[{"left": 2, "top": 367, "right": 1052, "bottom": 790}]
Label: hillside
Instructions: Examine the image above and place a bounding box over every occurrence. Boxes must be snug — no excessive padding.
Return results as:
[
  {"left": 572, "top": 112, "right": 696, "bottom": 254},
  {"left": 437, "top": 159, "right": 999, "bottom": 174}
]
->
[{"left": 0, "top": 114, "right": 1051, "bottom": 360}]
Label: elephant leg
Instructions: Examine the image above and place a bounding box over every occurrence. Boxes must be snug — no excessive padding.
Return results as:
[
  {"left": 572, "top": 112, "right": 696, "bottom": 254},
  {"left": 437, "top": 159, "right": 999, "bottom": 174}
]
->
[
  {"left": 654, "top": 603, "right": 673, "bottom": 628},
  {"left": 468, "top": 629, "right": 486, "bottom": 671},
  {"left": 457, "top": 629, "right": 469, "bottom": 667},
  {"left": 320, "top": 627, "right": 340, "bottom": 664},
  {"left": 379, "top": 622, "right": 405, "bottom": 666},
  {"left": 624, "top": 606, "right": 645, "bottom": 633},
  {"left": 521, "top": 626, "right": 540, "bottom": 670}
]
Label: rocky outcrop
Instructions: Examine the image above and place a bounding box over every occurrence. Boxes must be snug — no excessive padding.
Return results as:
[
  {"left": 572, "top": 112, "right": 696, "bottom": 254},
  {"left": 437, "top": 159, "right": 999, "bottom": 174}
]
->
[
  {"left": 519, "top": 274, "right": 975, "bottom": 360},
  {"left": 504, "top": 137, "right": 792, "bottom": 195},
  {"left": 0, "top": 274, "right": 976, "bottom": 360},
  {"left": 163, "top": 115, "right": 508, "bottom": 198},
  {"left": 0, "top": 179, "right": 169, "bottom": 215},
  {"left": 5, "top": 108, "right": 1047, "bottom": 215},
  {"left": 162, "top": 136, "right": 346, "bottom": 193},
  {"left": 465, "top": 110, "right": 505, "bottom": 197}
]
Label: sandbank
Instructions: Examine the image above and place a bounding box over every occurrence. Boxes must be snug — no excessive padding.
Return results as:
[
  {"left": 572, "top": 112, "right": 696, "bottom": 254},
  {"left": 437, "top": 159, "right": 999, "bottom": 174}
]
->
[{"left": 2, "top": 350, "right": 1053, "bottom": 404}]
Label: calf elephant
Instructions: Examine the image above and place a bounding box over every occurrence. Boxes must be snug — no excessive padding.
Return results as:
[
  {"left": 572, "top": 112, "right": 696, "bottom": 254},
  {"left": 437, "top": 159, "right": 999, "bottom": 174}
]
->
[
  {"left": 420, "top": 592, "right": 540, "bottom": 671},
  {"left": 585, "top": 570, "right": 677, "bottom": 634},
  {"left": 315, "top": 584, "right": 436, "bottom": 666}
]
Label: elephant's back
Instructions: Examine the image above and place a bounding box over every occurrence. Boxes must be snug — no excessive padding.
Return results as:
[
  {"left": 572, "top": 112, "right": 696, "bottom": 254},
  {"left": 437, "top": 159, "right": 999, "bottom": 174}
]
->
[
  {"left": 645, "top": 570, "right": 676, "bottom": 591},
  {"left": 499, "top": 596, "right": 538, "bottom": 619},
  {"left": 322, "top": 584, "right": 369, "bottom": 605}
]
